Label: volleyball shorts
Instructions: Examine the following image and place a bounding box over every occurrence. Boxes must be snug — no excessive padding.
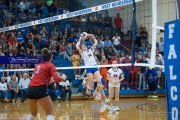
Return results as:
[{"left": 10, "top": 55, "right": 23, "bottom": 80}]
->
[
  {"left": 27, "top": 85, "right": 49, "bottom": 100},
  {"left": 86, "top": 67, "right": 99, "bottom": 74}
]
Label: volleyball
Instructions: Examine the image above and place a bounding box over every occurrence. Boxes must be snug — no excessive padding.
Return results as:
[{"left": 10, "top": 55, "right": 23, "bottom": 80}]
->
[{"left": 80, "top": 32, "right": 88, "bottom": 40}]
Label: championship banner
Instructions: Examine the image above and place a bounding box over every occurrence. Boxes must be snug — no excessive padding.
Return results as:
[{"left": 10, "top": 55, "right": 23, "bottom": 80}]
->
[{"left": 164, "top": 20, "right": 180, "bottom": 120}]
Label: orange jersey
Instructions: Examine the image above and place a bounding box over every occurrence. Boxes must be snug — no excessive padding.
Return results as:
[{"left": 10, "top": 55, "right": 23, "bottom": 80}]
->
[
  {"left": 29, "top": 62, "right": 64, "bottom": 87},
  {"left": 100, "top": 61, "right": 108, "bottom": 74}
]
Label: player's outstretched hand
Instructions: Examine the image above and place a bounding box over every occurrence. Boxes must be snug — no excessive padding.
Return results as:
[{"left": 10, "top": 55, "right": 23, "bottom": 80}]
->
[{"left": 61, "top": 74, "right": 67, "bottom": 81}]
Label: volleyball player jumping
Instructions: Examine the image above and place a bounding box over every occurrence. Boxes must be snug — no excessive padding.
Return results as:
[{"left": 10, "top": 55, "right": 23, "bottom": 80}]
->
[
  {"left": 76, "top": 32, "right": 116, "bottom": 114},
  {"left": 27, "top": 48, "right": 67, "bottom": 120}
]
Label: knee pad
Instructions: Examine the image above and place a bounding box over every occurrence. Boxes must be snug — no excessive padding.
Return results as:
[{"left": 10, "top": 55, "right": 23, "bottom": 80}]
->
[{"left": 115, "top": 97, "right": 119, "bottom": 101}]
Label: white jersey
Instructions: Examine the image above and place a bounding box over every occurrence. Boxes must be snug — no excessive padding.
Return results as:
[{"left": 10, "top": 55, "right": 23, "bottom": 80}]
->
[
  {"left": 82, "top": 48, "right": 97, "bottom": 66},
  {"left": 108, "top": 68, "right": 124, "bottom": 87}
]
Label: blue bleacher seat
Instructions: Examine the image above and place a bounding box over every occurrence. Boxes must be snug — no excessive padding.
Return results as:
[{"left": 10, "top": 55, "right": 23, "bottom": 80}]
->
[
  {"left": 55, "top": 56, "right": 63, "bottom": 60},
  {"left": 0, "top": 5, "right": 8, "bottom": 9},
  {"left": 73, "top": 80, "right": 83, "bottom": 85}
]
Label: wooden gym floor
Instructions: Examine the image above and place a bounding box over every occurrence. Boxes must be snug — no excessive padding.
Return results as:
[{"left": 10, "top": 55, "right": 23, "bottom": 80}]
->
[{"left": 0, "top": 97, "right": 167, "bottom": 120}]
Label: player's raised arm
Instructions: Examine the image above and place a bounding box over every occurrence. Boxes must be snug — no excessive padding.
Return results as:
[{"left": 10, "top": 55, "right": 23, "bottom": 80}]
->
[
  {"left": 76, "top": 36, "right": 83, "bottom": 55},
  {"left": 50, "top": 65, "right": 66, "bottom": 82},
  {"left": 89, "top": 34, "right": 98, "bottom": 49}
]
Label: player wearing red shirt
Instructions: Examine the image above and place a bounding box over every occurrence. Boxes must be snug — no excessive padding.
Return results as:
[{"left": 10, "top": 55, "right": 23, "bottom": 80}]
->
[
  {"left": 27, "top": 48, "right": 66, "bottom": 120},
  {"left": 114, "top": 13, "right": 123, "bottom": 35}
]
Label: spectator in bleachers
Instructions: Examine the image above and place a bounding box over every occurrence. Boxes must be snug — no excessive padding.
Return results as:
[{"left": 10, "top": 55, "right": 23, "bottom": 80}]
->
[
  {"left": 138, "top": 55, "right": 148, "bottom": 90},
  {"left": 17, "top": 73, "right": 30, "bottom": 103},
  {"left": 8, "top": 75, "right": 18, "bottom": 103},
  {"left": 0, "top": 35, "right": 7, "bottom": 47},
  {"left": 29, "top": 25, "right": 39, "bottom": 43},
  {"left": 9, "top": 0, "right": 18, "bottom": 11},
  {"left": 48, "top": 78, "right": 61, "bottom": 101},
  {"left": 36, "top": 12, "right": 42, "bottom": 20},
  {"left": 26, "top": 40, "right": 35, "bottom": 56},
  {"left": 17, "top": 64, "right": 29, "bottom": 78},
  {"left": 156, "top": 48, "right": 163, "bottom": 61},
  {"left": 130, "top": 57, "right": 139, "bottom": 89},
  {"left": 18, "top": 27, "right": 28, "bottom": 39},
  {"left": 71, "top": 16, "right": 79, "bottom": 31},
  {"left": 159, "top": 37, "right": 164, "bottom": 56},
  {"left": 47, "top": 0, "right": 57, "bottom": 13},
  {"left": 35, "top": 2, "right": 42, "bottom": 14},
  {"left": 50, "top": 35, "right": 58, "bottom": 47},
  {"left": 106, "top": 46, "right": 116, "bottom": 61},
  {"left": 89, "top": 13, "right": 97, "bottom": 32},
  {"left": 77, "top": 28, "right": 82, "bottom": 38},
  {"left": 137, "top": 50, "right": 143, "bottom": 60},
  {"left": 59, "top": 79, "right": 72, "bottom": 101},
  {"left": 8, "top": 33, "right": 18, "bottom": 47},
  {"left": 58, "top": 41, "right": 70, "bottom": 60},
  {"left": 39, "top": 32, "right": 49, "bottom": 49},
  {"left": 18, "top": 0, "right": 29, "bottom": 13},
  {"left": 16, "top": 32, "right": 25, "bottom": 49},
  {"left": 0, "top": 77, "right": 9, "bottom": 102},
  {"left": 146, "top": 53, "right": 151, "bottom": 64},
  {"left": 104, "top": 36, "right": 113, "bottom": 49},
  {"left": 6, "top": 64, "right": 16, "bottom": 78},
  {"left": 69, "top": 32, "right": 79, "bottom": 50},
  {"left": 51, "top": 27, "right": 62, "bottom": 40},
  {"left": 95, "top": 55, "right": 100, "bottom": 65},
  {"left": 96, "top": 14, "right": 104, "bottom": 31},
  {"left": 63, "top": 8, "right": 69, "bottom": 14},
  {"left": 114, "top": 13, "right": 123, "bottom": 36},
  {"left": 109, "top": 53, "right": 120, "bottom": 64},
  {"left": 112, "top": 33, "right": 121, "bottom": 50},
  {"left": 155, "top": 55, "right": 163, "bottom": 89},
  {"left": 96, "top": 37, "right": 104, "bottom": 49},
  {"left": 100, "top": 55, "right": 108, "bottom": 89},
  {"left": 95, "top": 28, "right": 102, "bottom": 38},
  {"left": 139, "top": 42, "right": 146, "bottom": 54},
  {"left": 49, "top": 42, "right": 57, "bottom": 58},
  {"left": 71, "top": 50, "right": 80, "bottom": 76},
  {"left": 40, "top": 26, "right": 48, "bottom": 36},
  {"left": 66, "top": 42, "right": 72, "bottom": 56},
  {"left": 104, "top": 12, "right": 112, "bottom": 37},
  {"left": 139, "top": 27, "right": 148, "bottom": 46},
  {"left": 122, "top": 53, "right": 131, "bottom": 90},
  {"left": 2, "top": 44, "right": 8, "bottom": 56},
  {"left": 85, "top": 36, "right": 94, "bottom": 49},
  {"left": 80, "top": 15, "right": 87, "bottom": 32},
  {"left": 0, "top": 47, "right": 5, "bottom": 56}
]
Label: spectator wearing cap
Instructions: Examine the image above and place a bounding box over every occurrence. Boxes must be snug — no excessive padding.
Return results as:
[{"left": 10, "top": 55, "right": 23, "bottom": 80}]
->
[
  {"left": 104, "top": 36, "right": 113, "bottom": 49},
  {"left": 121, "top": 53, "right": 131, "bottom": 90},
  {"left": 114, "top": 13, "right": 123, "bottom": 36}
]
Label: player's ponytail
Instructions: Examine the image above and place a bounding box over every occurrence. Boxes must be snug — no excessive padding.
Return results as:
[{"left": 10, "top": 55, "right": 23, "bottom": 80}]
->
[{"left": 41, "top": 48, "right": 52, "bottom": 62}]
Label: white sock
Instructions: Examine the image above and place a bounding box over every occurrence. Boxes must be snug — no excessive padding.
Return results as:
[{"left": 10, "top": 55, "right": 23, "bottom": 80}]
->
[
  {"left": 27, "top": 114, "right": 35, "bottom": 120},
  {"left": 46, "top": 115, "right": 55, "bottom": 120}
]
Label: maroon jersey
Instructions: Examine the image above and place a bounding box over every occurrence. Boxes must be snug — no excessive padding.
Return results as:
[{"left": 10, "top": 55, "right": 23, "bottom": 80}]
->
[
  {"left": 29, "top": 62, "right": 64, "bottom": 87},
  {"left": 122, "top": 57, "right": 131, "bottom": 69}
]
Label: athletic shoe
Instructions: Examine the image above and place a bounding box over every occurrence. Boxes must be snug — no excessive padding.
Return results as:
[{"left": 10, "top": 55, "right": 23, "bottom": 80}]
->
[
  {"left": 108, "top": 106, "right": 116, "bottom": 114},
  {"left": 115, "top": 106, "right": 120, "bottom": 111},
  {"left": 16, "top": 99, "right": 21, "bottom": 103},
  {"left": 127, "top": 87, "right": 130, "bottom": 90},
  {"left": 122, "top": 87, "right": 124, "bottom": 90},
  {"left": 146, "top": 85, "right": 149, "bottom": 89},
  {"left": 158, "top": 85, "right": 161, "bottom": 89},
  {"left": 4, "top": 99, "right": 9, "bottom": 103},
  {"left": 100, "top": 102, "right": 107, "bottom": 112},
  {"left": 12, "top": 99, "right": 15, "bottom": 103},
  {"left": 151, "top": 95, "right": 158, "bottom": 99},
  {"left": 148, "top": 95, "right": 153, "bottom": 98}
]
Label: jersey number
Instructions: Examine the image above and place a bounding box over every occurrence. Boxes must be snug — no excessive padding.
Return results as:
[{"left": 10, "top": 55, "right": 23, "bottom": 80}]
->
[
  {"left": 113, "top": 74, "right": 118, "bottom": 78},
  {"left": 35, "top": 66, "right": 41, "bottom": 74}
]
